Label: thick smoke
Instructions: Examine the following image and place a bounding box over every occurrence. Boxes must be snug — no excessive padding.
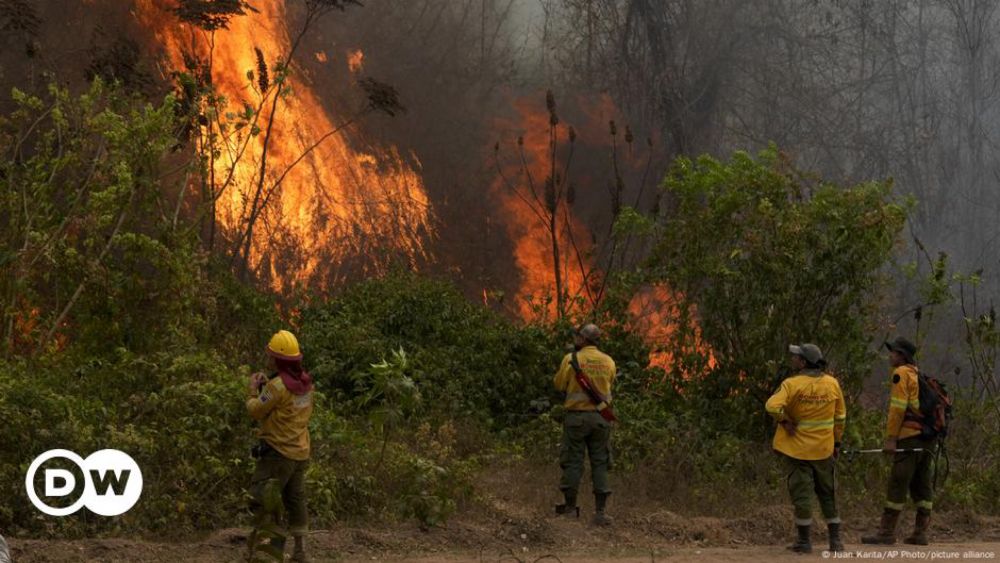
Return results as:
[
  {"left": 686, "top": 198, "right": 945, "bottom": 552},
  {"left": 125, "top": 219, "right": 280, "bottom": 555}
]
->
[{"left": 5, "top": 1, "right": 999, "bottom": 357}]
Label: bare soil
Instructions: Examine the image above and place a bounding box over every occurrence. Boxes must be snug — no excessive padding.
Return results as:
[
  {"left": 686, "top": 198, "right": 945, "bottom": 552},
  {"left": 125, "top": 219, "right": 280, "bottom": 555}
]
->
[
  {"left": 7, "top": 508, "right": 999, "bottom": 562},
  {"left": 8, "top": 464, "right": 1000, "bottom": 562}
]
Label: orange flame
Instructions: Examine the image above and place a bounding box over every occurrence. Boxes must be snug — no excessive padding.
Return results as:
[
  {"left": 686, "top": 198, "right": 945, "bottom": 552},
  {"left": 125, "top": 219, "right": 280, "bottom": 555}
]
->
[
  {"left": 628, "top": 285, "right": 716, "bottom": 376},
  {"left": 347, "top": 49, "right": 364, "bottom": 73},
  {"left": 494, "top": 93, "right": 713, "bottom": 373},
  {"left": 10, "top": 303, "right": 67, "bottom": 354},
  {"left": 492, "top": 96, "right": 598, "bottom": 319},
  {"left": 134, "top": 1, "right": 433, "bottom": 291}
]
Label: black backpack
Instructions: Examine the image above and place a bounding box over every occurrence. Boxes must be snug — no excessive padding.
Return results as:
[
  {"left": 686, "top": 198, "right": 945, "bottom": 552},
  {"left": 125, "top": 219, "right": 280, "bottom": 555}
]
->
[{"left": 906, "top": 373, "right": 953, "bottom": 439}]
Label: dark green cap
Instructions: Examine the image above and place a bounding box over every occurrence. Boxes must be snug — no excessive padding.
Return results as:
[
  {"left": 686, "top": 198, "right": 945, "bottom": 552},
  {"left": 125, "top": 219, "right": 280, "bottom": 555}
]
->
[{"left": 884, "top": 336, "right": 917, "bottom": 363}]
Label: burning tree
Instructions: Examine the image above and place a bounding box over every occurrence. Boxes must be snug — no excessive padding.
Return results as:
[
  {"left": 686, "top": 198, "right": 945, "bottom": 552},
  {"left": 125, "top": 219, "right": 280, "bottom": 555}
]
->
[
  {"left": 494, "top": 90, "right": 575, "bottom": 319},
  {"left": 140, "top": 0, "right": 434, "bottom": 291},
  {"left": 171, "top": 0, "right": 258, "bottom": 31},
  {"left": 493, "top": 90, "right": 659, "bottom": 321}
]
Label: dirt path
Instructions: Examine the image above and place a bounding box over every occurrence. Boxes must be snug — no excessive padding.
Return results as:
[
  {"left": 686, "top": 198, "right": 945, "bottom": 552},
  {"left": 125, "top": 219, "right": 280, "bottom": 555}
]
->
[
  {"left": 7, "top": 504, "right": 1000, "bottom": 562},
  {"left": 6, "top": 539, "right": 1000, "bottom": 562},
  {"left": 7, "top": 530, "right": 1000, "bottom": 562},
  {"left": 400, "top": 544, "right": 1000, "bottom": 562}
]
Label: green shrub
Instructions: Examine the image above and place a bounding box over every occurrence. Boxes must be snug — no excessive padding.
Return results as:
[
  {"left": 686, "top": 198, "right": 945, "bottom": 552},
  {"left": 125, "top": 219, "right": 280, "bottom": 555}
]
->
[
  {"left": 300, "top": 273, "right": 561, "bottom": 427},
  {"left": 0, "top": 351, "right": 253, "bottom": 535},
  {"left": 648, "top": 147, "right": 908, "bottom": 439}
]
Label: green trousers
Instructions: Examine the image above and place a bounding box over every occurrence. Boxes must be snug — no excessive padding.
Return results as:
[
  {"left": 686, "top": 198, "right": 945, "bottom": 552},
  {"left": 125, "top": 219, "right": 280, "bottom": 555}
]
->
[
  {"left": 249, "top": 449, "right": 310, "bottom": 536},
  {"left": 784, "top": 455, "right": 839, "bottom": 525},
  {"left": 559, "top": 410, "right": 612, "bottom": 495},
  {"left": 886, "top": 436, "right": 936, "bottom": 511}
]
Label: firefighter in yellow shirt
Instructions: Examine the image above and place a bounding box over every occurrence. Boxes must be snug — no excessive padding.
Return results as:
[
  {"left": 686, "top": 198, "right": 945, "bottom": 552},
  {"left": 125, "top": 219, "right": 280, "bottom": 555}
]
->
[
  {"left": 766, "top": 344, "right": 846, "bottom": 554},
  {"left": 862, "top": 336, "right": 936, "bottom": 546},
  {"left": 553, "top": 324, "right": 617, "bottom": 526},
  {"left": 245, "top": 330, "right": 315, "bottom": 563}
]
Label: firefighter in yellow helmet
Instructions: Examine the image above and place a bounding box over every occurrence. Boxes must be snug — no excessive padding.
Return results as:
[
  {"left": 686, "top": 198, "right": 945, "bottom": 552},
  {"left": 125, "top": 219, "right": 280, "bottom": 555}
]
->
[
  {"left": 245, "top": 330, "right": 314, "bottom": 563},
  {"left": 766, "top": 343, "right": 847, "bottom": 554}
]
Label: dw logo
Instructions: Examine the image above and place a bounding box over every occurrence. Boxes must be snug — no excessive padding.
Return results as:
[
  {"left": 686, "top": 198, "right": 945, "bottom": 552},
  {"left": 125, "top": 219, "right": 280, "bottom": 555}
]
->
[{"left": 25, "top": 449, "right": 143, "bottom": 517}]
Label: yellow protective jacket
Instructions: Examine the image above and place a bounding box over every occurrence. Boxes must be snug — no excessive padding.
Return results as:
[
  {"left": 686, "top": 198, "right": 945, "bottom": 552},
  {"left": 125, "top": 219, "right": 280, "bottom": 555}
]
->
[
  {"left": 766, "top": 370, "right": 846, "bottom": 460},
  {"left": 886, "top": 364, "right": 922, "bottom": 440},
  {"left": 246, "top": 375, "right": 314, "bottom": 461},
  {"left": 554, "top": 345, "right": 616, "bottom": 411}
]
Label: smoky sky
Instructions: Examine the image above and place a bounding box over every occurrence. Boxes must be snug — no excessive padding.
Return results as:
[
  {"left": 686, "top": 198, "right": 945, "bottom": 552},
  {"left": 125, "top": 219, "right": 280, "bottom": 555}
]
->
[{"left": 4, "top": 1, "right": 999, "bottom": 362}]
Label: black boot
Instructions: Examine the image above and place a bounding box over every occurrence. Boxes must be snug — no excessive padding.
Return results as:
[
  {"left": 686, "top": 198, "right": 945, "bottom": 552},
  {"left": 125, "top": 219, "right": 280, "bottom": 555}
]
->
[
  {"left": 904, "top": 509, "right": 931, "bottom": 546},
  {"left": 291, "top": 535, "right": 310, "bottom": 563},
  {"left": 592, "top": 492, "right": 613, "bottom": 526},
  {"left": 787, "top": 524, "right": 812, "bottom": 553},
  {"left": 861, "top": 508, "right": 901, "bottom": 545},
  {"left": 828, "top": 522, "right": 844, "bottom": 552},
  {"left": 555, "top": 489, "right": 579, "bottom": 518}
]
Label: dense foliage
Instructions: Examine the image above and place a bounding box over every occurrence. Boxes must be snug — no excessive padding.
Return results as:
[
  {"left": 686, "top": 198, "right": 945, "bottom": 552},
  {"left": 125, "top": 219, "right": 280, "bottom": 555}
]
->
[
  {"left": 1, "top": 83, "right": 997, "bottom": 543},
  {"left": 649, "top": 148, "right": 908, "bottom": 438},
  {"left": 300, "top": 274, "right": 559, "bottom": 426}
]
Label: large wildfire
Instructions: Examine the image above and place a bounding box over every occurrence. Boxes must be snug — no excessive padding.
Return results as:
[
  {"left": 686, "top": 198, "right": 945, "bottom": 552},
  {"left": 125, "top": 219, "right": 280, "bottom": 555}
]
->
[
  {"left": 491, "top": 95, "right": 595, "bottom": 320},
  {"left": 493, "top": 92, "right": 713, "bottom": 372},
  {"left": 134, "top": 0, "right": 434, "bottom": 291},
  {"left": 131, "top": 1, "right": 705, "bottom": 373}
]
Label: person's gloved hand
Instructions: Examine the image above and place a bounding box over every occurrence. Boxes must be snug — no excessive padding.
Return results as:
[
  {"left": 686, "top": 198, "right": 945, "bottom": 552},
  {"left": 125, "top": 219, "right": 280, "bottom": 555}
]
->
[{"left": 248, "top": 372, "right": 266, "bottom": 395}]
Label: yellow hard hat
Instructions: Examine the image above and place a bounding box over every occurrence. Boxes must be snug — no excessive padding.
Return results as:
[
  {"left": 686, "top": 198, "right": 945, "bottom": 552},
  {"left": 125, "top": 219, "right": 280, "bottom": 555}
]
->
[{"left": 267, "top": 330, "right": 302, "bottom": 360}]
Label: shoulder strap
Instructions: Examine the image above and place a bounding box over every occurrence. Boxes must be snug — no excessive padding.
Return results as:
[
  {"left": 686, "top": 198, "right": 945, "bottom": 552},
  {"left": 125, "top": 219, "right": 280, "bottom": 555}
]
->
[
  {"left": 570, "top": 350, "right": 597, "bottom": 406},
  {"left": 568, "top": 350, "right": 618, "bottom": 422}
]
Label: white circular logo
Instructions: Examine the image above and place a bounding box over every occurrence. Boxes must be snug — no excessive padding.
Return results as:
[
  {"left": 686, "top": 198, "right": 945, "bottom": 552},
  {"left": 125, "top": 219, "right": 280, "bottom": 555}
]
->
[{"left": 25, "top": 449, "right": 143, "bottom": 517}]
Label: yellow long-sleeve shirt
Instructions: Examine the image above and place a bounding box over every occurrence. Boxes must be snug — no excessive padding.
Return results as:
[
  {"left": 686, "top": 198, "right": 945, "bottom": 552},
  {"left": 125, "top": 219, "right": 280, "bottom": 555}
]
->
[
  {"left": 766, "top": 370, "right": 846, "bottom": 460},
  {"left": 246, "top": 375, "right": 314, "bottom": 461},
  {"left": 554, "top": 346, "right": 616, "bottom": 411},
  {"left": 886, "top": 364, "right": 922, "bottom": 440}
]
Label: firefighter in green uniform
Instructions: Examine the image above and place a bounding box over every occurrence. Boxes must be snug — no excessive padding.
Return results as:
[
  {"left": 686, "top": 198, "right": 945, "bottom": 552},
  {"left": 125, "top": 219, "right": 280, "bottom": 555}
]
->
[
  {"left": 766, "top": 344, "right": 847, "bottom": 554},
  {"left": 245, "top": 330, "right": 315, "bottom": 563},
  {"left": 553, "top": 324, "right": 617, "bottom": 526},
  {"left": 862, "top": 337, "right": 936, "bottom": 546}
]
